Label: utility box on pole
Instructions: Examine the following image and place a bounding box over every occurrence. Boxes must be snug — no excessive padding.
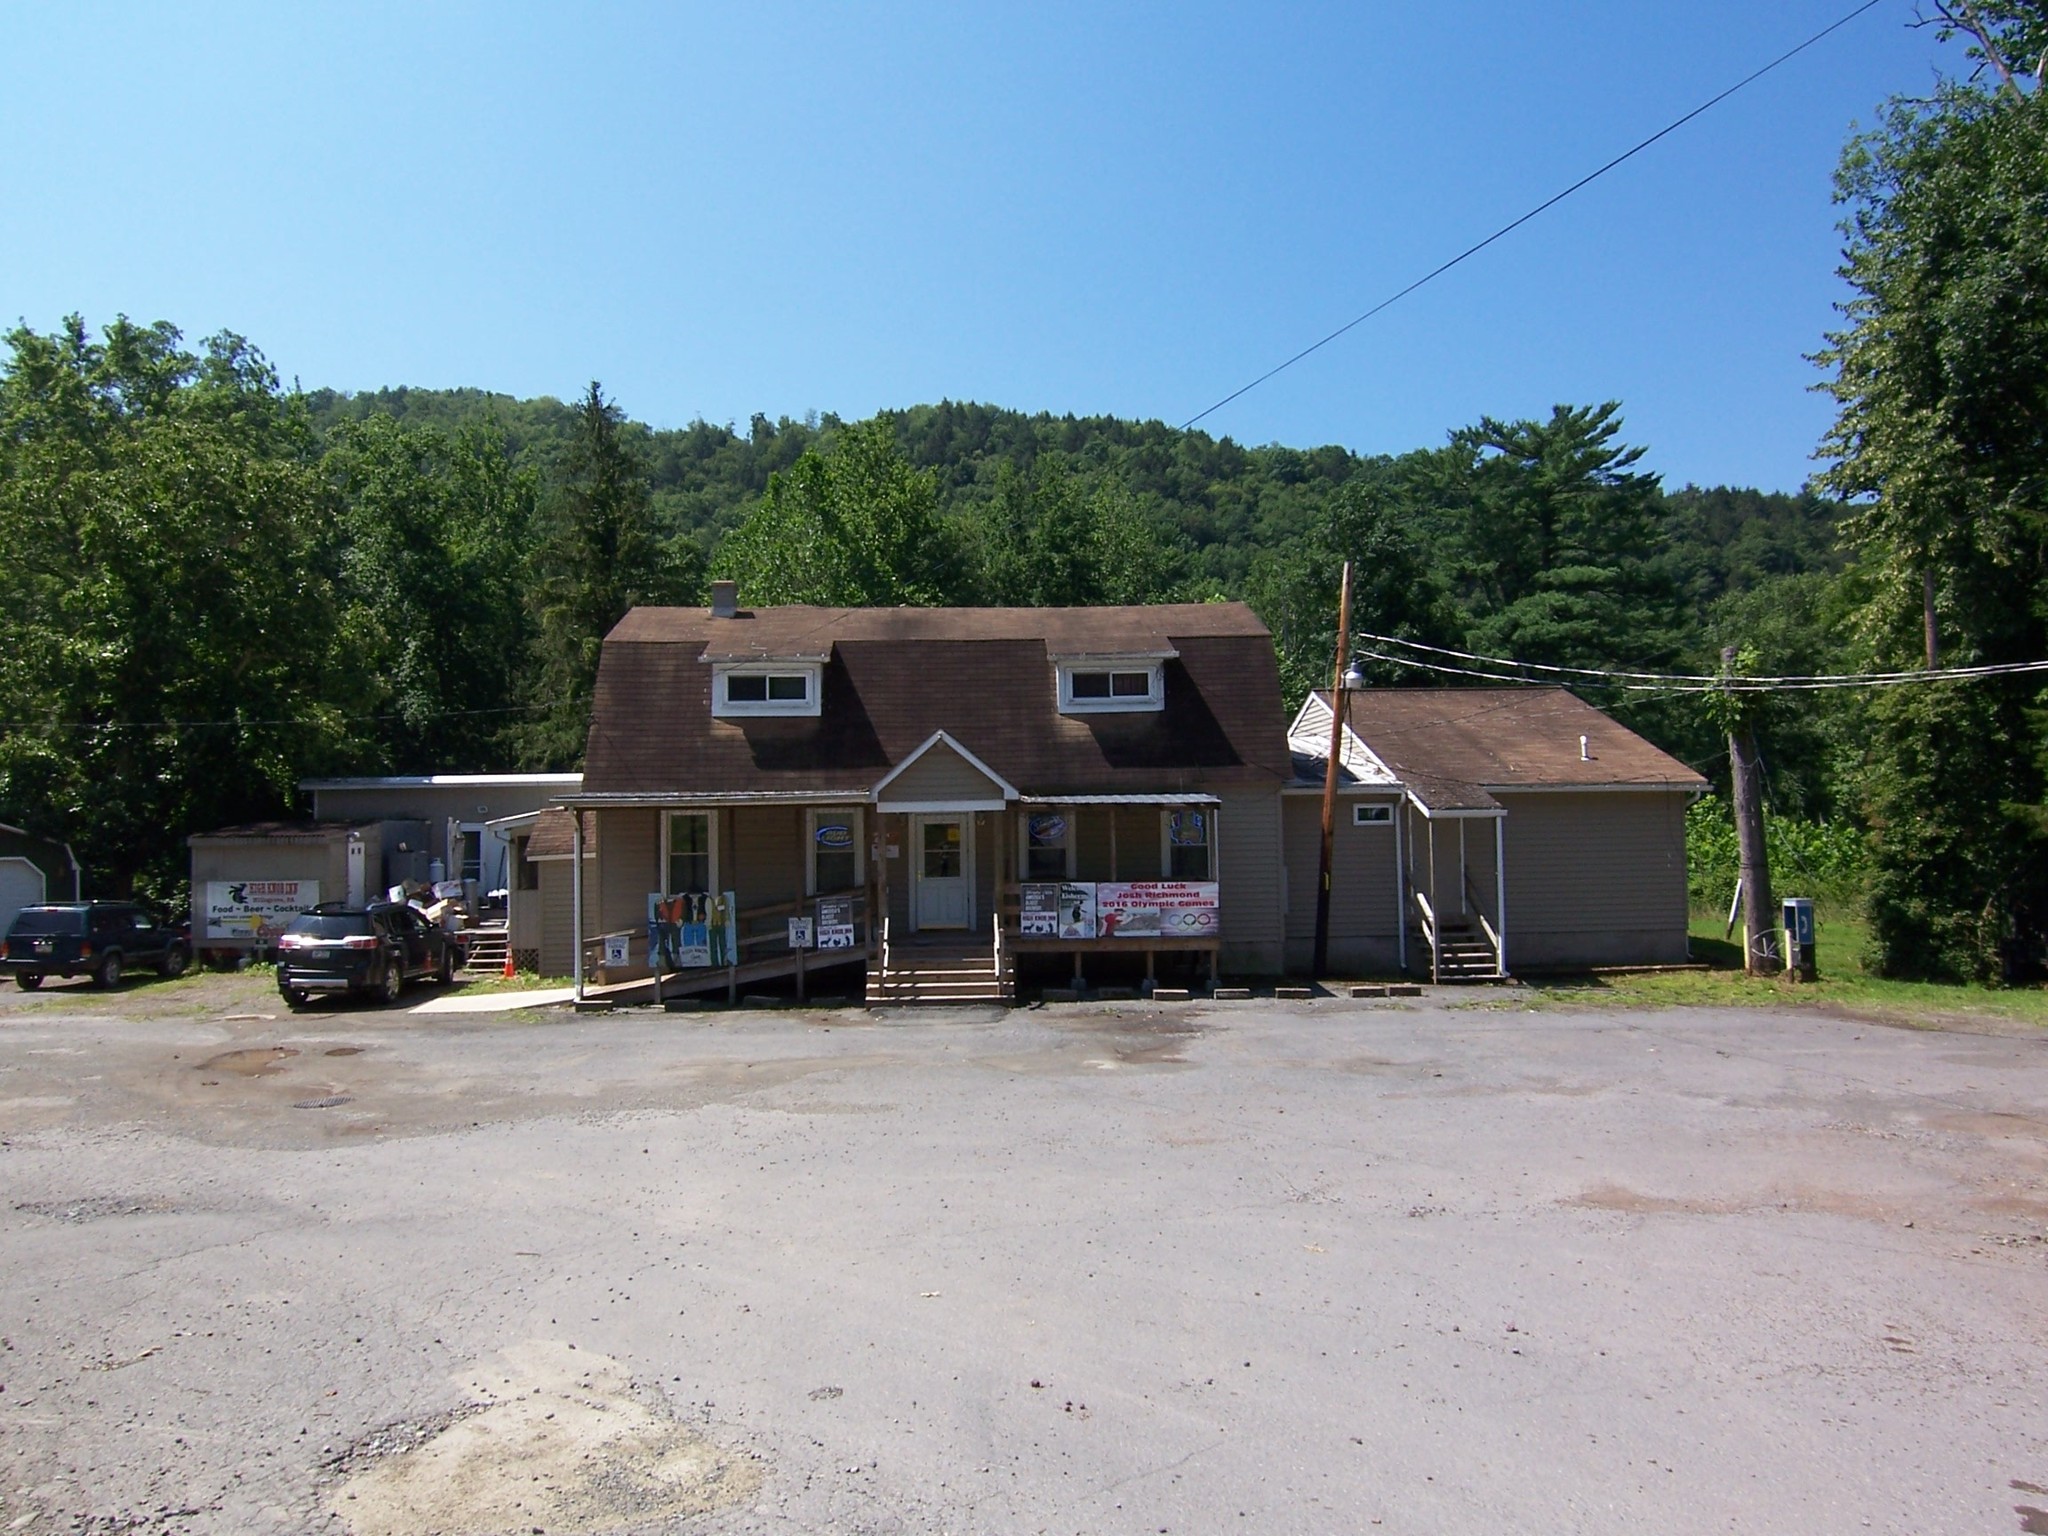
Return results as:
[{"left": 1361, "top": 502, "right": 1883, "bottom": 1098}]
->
[{"left": 1782, "top": 897, "right": 1817, "bottom": 982}]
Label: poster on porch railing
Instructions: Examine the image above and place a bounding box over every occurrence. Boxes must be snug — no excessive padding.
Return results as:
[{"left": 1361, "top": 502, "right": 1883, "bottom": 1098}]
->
[
  {"left": 648, "top": 891, "right": 737, "bottom": 968},
  {"left": 1095, "top": 882, "right": 1220, "bottom": 939},
  {"left": 1056, "top": 882, "right": 1097, "bottom": 940},
  {"left": 815, "top": 895, "right": 855, "bottom": 950},
  {"left": 1020, "top": 883, "right": 1061, "bottom": 937}
]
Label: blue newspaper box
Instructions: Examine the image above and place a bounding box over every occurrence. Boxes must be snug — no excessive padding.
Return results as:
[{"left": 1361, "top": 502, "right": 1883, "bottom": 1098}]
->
[{"left": 1782, "top": 897, "right": 1816, "bottom": 980}]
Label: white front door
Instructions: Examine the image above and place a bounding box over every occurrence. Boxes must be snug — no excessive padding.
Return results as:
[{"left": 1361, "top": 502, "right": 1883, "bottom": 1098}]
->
[{"left": 913, "top": 815, "right": 972, "bottom": 930}]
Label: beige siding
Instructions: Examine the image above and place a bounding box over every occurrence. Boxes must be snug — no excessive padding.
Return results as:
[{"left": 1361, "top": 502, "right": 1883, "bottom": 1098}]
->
[
  {"left": 1073, "top": 807, "right": 1114, "bottom": 881},
  {"left": 881, "top": 742, "right": 1004, "bottom": 803},
  {"left": 1217, "top": 790, "right": 1284, "bottom": 975},
  {"left": 1111, "top": 806, "right": 1158, "bottom": 880},
  {"left": 188, "top": 833, "right": 360, "bottom": 946},
  {"left": 1280, "top": 795, "right": 1403, "bottom": 974},
  {"left": 732, "top": 806, "right": 805, "bottom": 909},
  {"left": 537, "top": 858, "right": 588, "bottom": 977},
  {"left": 507, "top": 836, "right": 542, "bottom": 959},
  {"left": 879, "top": 812, "right": 911, "bottom": 931},
  {"left": 1499, "top": 790, "right": 1691, "bottom": 968},
  {"left": 592, "top": 809, "right": 659, "bottom": 975},
  {"left": 973, "top": 810, "right": 998, "bottom": 922}
]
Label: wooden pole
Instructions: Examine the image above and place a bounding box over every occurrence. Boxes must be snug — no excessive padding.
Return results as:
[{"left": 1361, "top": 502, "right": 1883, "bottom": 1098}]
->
[
  {"left": 1312, "top": 561, "right": 1354, "bottom": 979},
  {"left": 1723, "top": 646, "right": 1781, "bottom": 976}
]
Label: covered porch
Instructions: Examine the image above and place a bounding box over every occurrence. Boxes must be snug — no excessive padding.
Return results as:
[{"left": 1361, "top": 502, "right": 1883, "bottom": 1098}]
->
[{"left": 1401, "top": 789, "right": 1508, "bottom": 984}]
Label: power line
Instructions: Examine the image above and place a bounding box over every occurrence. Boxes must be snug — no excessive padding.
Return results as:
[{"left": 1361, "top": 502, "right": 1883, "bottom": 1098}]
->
[
  {"left": 1180, "top": 0, "right": 1889, "bottom": 432},
  {"left": 1352, "top": 632, "right": 2048, "bottom": 692},
  {"left": 0, "top": 702, "right": 553, "bottom": 734}
]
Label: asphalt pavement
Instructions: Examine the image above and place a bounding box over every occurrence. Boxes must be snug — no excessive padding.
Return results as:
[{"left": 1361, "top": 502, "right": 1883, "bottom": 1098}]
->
[{"left": 1, "top": 976, "right": 2043, "bottom": 1534}]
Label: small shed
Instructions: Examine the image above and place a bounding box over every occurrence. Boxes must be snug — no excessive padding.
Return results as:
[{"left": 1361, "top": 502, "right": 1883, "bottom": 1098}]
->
[
  {"left": 0, "top": 823, "right": 83, "bottom": 936},
  {"left": 186, "top": 820, "right": 427, "bottom": 957}
]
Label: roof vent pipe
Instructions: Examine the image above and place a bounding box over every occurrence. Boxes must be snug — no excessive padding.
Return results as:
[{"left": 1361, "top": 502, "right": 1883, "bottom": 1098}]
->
[
  {"left": 709, "top": 580, "right": 739, "bottom": 619},
  {"left": 1579, "top": 734, "right": 1591, "bottom": 761}
]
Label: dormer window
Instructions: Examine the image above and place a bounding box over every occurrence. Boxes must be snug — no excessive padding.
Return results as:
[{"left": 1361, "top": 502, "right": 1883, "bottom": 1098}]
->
[
  {"left": 712, "top": 663, "right": 821, "bottom": 717},
  {"left": 1057, "top": 661, "right": 1165, "bottom": 714}
]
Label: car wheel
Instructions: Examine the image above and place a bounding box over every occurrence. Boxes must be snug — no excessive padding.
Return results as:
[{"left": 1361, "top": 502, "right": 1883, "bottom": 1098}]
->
[
  {"left": 93, "top": 951, "right": 123, "bottom": 990},
  {"left": 438, "top": 948, "right": 455, "bottom": 986},
  {"left": 158, "top": 944, "right": 190, "bottom": 979},
  {"left": 15, "top": 973, "right": 42, "bottom": 991},
  {"left": 380, "top": 959, "right": 404, "bottom": 1005},
  {"left": 281, "top": 987, "right": 309, "bottom": 1011}
]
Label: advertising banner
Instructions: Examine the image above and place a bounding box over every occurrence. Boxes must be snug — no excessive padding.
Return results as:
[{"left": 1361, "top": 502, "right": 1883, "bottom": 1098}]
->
[
  {"left": 815, "top": 895, "right": 855, "bottom": 950},
  {"left": 1056, "top": 882, "right": 1097, "bottom": 940},
  {"left": 204, "top": 880, "right": 317, "bottom": 942},
  {"left": 1095, "top": 881, "right": 1220, "bottom": 939},
  {"left": 1019, "top": 883, "right": 1061, "bottom": 937},
  {"left": 648, "top": 891, "right": 738, "bottom": 969}
]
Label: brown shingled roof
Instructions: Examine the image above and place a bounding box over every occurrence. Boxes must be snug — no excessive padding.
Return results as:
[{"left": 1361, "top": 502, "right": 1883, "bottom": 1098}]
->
[
  {"left": 1326, "top": 688, "right": 1708, "bottom": 800},
  {"left": 581, "top": 604, "right": 1292, "bottom": 798}
]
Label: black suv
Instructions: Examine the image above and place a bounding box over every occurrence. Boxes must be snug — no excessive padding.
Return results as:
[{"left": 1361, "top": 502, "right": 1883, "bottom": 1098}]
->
[
  {"left": 275, "top": 902, "right": 455, "bottom": 1009},
  {"left": 2, "top": 902, "right": 192, "bottom": 990}
]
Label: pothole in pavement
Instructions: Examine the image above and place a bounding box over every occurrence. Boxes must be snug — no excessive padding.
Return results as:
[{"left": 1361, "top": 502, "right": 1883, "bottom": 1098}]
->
[
  {"left": 326, "top": 1340, "right": 764, "bottom": 1535},
  {"left": 197, "top": 1047, "right": 298, "bottom": 1076},
  {"left": 325, "top": 1046, "right": 364, "bottom": 1056}
]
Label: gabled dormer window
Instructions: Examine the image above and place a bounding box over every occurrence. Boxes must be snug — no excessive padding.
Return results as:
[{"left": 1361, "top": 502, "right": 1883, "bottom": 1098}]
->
[
  {"left": 1057, "top": 661, "right": 1165, "bottom": 714},
  {"left": 712, "top": 662, "right": 822, "bottom": 718}
]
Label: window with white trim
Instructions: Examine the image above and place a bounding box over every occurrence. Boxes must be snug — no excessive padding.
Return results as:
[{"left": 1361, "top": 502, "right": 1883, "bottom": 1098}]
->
[
  {"left": 1353, "top": 803, "right": 1393, "bottom": 826},
  {"left": 808, "top": 809, "right": 863, "bottom": 895},
  {"left": 1057, "top": 662, "right": 1164, "bottom": 714},
  {"left": 712, "top": 663, "right": 821, "bottom": 717},
  {"left": 1163, "top": 807, "right": 1212, "bottom": 880},
  {"left": 1022, "top": 811, "right": 1072, "bottom": 881},
  {"left": 665, "top": 811, "right": 713, "bottom": 894}
]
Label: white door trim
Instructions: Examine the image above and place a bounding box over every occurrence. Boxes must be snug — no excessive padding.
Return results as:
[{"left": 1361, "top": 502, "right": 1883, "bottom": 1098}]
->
[{"left": 910, "top": 812, "right": 974, "bottom": 931}]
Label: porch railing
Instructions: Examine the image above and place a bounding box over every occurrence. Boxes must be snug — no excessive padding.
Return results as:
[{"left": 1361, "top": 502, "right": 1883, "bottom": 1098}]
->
[
  {"left": 1413, "top": 888, "right": 1439, "bottom": 985},
  {"left": 1462, "top": 871, "right": 1505, "bottom": 979}
]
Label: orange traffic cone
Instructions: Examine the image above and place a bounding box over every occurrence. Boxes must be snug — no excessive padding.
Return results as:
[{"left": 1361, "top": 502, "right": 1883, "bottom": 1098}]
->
[{"left": 502, "top": 951, "right": 516, "bottom": 979}]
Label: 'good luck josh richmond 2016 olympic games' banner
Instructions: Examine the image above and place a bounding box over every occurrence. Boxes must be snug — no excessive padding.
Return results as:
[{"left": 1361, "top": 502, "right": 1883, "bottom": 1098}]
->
[{"left": 1019, "top": 882, "right": 1219, "bottom": 940}]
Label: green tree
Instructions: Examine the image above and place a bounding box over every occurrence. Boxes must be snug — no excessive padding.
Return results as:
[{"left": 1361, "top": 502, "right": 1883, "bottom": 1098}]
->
[
  {"left": 714, "top": 417, "right": 966, "bottom": 606},
  {"left": 521, "top": 383, "right": 701, "bottom": 768},
  {"left": 323, "top": 415, "right": 538, "bottom": 771},
  {"left": 1814, "top": 16, "right": 2048, "bottom": 978},
  {"left": 1246, "top": 470, "right": 1461, "bottom": 705},
  {"left": 1429, "top": 403, "right": 1687, "bottom": 675},
  {"left": 971, "top": 461, "right": 1186, "bottom": 607},
  {"left": 0, "top": 316, "right": 348, "bottom": 902}
]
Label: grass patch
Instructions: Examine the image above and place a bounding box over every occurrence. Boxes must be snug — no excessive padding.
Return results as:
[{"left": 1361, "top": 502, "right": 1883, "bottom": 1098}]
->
[{"left": 1520, "top": 910, "right": 2048, "bottom": 1031}]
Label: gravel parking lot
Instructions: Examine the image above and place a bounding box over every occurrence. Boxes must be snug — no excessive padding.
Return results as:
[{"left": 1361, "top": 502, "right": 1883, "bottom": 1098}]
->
[{"left": 1, "top": 976, "right": 2044, "bottom": 1535}]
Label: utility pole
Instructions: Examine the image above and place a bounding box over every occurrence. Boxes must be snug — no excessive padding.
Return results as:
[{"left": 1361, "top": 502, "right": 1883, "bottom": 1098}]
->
[
  {"left": 1313, "top": 561, "right": 1354, "bottom": 979},
  {"left": 1722, "top": 646, "right": 1779, "bottom": 976}
]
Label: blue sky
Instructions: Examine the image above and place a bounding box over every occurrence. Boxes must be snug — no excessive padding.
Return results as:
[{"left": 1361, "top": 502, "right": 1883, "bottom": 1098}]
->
[{"left": 0, "top": 2, "right": 1959, "bottom": 491}]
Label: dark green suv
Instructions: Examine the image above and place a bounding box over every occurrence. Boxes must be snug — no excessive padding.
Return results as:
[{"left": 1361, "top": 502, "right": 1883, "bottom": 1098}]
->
[{"left": 2, "top": 902, "right": 192, "bottom": 990}]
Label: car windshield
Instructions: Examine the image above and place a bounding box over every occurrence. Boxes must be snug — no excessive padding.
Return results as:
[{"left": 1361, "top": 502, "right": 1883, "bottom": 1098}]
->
[
  {"left": 9, "top": 909, "right": 85, "bottom": 936},
  {"left": 283, "top": 913, "right": 374, "bottom": 939}
]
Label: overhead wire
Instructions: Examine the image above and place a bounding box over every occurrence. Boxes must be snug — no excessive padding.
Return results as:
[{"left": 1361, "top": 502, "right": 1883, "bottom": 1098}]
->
[
  {"left": 1179, "top": 0, "right": 1889, "bottom": 431},
  {"left": 1351, "top": 631, "right": 2048, "bottom": 693}
]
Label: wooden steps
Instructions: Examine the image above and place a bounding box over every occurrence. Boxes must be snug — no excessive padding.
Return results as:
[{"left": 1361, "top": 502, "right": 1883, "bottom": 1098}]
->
[
  {"left": 461, "top": 925, "right": 510, "bottom": 973},
  {"left": 1428, "top": 923, "right": 1503, "bottom": 983},
  {"left": 867, "top": 937, "right": 1011, "bottom": 1006}
]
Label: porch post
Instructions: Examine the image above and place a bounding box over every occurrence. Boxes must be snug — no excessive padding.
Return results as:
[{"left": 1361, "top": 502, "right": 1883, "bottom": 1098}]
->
[
  {"left": 571, "top": 807, "right": 585, "bottom": 1003},
  {"left": 1495, "top": 814, "right": 1508, "bottom": 977},
  {"left": 1394, "top": 801, "right": 1407, "bottom": 975}
]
